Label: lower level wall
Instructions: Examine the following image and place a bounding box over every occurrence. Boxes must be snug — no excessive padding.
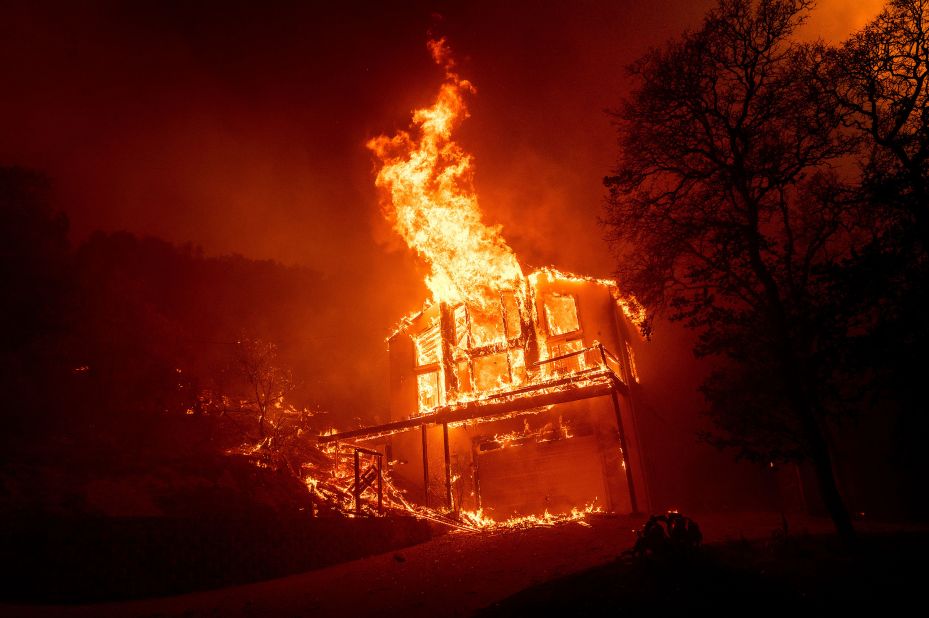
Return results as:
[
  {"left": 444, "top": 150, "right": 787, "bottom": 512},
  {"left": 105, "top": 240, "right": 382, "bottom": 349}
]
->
[{"left": 387, "top": 398, "right": 635, "bottom": 518}]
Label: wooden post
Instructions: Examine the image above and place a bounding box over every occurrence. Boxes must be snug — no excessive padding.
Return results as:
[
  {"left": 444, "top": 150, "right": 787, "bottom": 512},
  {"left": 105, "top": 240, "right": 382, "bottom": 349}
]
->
[
  {"left": 421, "top": 424, "right": 430, "bottom": 507},
  {"left": 609, "top": 384, "right": 639, "bottom": 514},
  {"left": 377, "top": 453, "right": 384, "bottom": 514},
  {"left": 333, "top": 441, "right": 339, "bottom": 478},
  {"left": 471, "top": 441, "right": 483, "bottom": 511},
  {"left": 443, "top": 422, "right": 453, "bottom": 510},
  {"left": 353, "top": 448, "right": 361, "bottom": 515},
  {"left": 439, "top": 303, "right": 459, "bottom": 399},
  {"left": 521, "top": 278, "right": 540, "bottom": 368}
]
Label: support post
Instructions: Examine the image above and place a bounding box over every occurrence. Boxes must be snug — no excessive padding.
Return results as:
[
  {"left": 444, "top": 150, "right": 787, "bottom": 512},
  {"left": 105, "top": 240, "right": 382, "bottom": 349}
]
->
[
  {"left": 333, "top": 441, "right": 339, "bottom": 478},
  {"left": 609, "top": 384, "right": 639, "bottom": 514},
  {"left": 443, "top": 422, "right": 453, "bottom": 510},
  {"left": 439, "top": 303, "right": 459, "bottom": 399},
  {"left": 522, "top": 278, "right": 539, "bottom": 368},
  {"left": 353, "top": 448, "right": 361, "bottom": 515},
  {"left": 377, "top": 453, "right": 384, "bottom": 514},
  {"left": 421, "top": 423, "right": 430, "bottom": 507}
]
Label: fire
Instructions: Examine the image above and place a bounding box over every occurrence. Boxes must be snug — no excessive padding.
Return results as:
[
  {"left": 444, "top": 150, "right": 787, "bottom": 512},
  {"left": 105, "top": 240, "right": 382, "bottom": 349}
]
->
[
  {"left": 367, "top": 38, "right": 524, "bottom": 310},
  {"left": 529, "top": 266, "right": 647, "bottom": 331},
  {"left": 295, "top": 438, "right": 602, "bottom": 531},
  {"left": 459, "top": 501, "right": 602, "bottom": 530},
  {"left": 368, "top": 39, "right": 647, "bottom": 416},
  {"left": 346, "top": 38, "right": 648, "bottom": 525}
]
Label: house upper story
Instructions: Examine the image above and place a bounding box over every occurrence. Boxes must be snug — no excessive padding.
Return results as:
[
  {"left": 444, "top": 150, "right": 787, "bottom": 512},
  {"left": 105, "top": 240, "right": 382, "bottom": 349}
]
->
[{"left": 388, "top": 267, "right": 644, "bottom": 421}]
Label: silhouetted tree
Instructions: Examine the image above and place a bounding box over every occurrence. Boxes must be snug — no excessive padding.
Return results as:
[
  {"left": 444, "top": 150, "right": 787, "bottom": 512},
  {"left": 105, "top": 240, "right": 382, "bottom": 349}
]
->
[
  {"left": 826, "top": 0, "right": 929, "bottom": 246},
  {"left": 235, "top": 338, "right": 295, "bottom": 438},
  {"left": 0, "top": 166, "right": 74, "bottom": 447},
  {"left": 603, "top": 0, "right": 861, "bottom": 541},
  {"left": 0, "top": 168, "right": 343, "bottom": 518},
  {"left": 818, "top": 0, "right": 929, "bottom": 516}
]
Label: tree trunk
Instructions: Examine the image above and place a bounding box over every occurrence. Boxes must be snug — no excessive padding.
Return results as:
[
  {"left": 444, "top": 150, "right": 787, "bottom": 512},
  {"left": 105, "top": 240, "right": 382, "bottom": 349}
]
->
[
  {"left": 776, "top": 322, "right": 857, "bottom": 545},
  {"left": 800, "top": 407, "right": 857, "bottom": 545}
]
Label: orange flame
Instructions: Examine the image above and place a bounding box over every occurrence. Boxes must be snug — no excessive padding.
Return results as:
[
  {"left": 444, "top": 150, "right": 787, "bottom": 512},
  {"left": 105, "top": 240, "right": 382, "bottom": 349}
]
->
[{"left": 367, "top": 38, "right": 523, "bottom": 309}]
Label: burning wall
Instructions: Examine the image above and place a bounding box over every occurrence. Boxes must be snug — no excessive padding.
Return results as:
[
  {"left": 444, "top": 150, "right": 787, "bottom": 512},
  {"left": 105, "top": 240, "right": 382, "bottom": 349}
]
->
[{"left": 386, "top": 269, "right": 650, "bottom": 517}]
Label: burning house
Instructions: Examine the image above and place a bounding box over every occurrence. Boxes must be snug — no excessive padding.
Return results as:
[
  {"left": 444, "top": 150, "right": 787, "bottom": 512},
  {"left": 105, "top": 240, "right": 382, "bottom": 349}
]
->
[
  {"left": 318, "top": 39, "right": 652, "bottom": 521},
  {"left": 321, "top": 269, "right": 652, "bottom": 520},
  {"left": 384, "top": 268, "right": 651, "bottom": 517}
]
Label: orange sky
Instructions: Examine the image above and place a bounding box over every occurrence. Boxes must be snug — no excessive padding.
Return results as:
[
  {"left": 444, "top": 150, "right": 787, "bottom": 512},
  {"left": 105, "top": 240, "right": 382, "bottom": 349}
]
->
[{"left": 801, "top": 0, "right": 884, "bottom": 41}]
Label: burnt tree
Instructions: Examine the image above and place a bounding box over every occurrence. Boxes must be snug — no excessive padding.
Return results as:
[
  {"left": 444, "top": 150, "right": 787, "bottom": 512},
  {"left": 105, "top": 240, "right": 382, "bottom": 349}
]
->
[{"left": 235, "top": 338, "right": 295, "bottom": 438}]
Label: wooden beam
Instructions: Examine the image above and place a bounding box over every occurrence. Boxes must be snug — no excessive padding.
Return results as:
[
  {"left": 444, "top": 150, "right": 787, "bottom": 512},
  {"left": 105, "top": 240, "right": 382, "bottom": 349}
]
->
[
  {"left": 341, "top": 443, "right": 382, "bottom": 457},
  {"left": 609, "top": 383, "right": 639, "bottom": 514},
  {"left": 421, "top": 423, "right": 429, "bottom": 507},
  {"left": 439, "top": 303, "right": 459, "bottom": 399},
  {"left": 353, "top": 449, "right": 361, "bottom": 516},
  {"left": 317, "top": 371, "right": 622, "bottom": 444},
  {"left": 443, "top": 422, "right": 452, "bottom": 510},
  {"left": 377, "top": 454, "right": 383, "bottom": 513}
]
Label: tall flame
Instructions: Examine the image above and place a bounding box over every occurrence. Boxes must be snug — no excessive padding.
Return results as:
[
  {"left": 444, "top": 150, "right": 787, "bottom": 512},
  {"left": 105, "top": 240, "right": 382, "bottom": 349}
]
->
[{"left": 367, "top": 39, "right": 523, "bottom": 308}]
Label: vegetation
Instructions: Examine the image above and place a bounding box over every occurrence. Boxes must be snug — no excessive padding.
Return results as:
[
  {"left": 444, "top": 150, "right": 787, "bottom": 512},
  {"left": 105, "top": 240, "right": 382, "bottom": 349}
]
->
[
  {"left": 0, "top": 165, "right": 382, "bottom": 518},
  {"left": 604, "top": 0, "right": 929, "bottom": 541}
]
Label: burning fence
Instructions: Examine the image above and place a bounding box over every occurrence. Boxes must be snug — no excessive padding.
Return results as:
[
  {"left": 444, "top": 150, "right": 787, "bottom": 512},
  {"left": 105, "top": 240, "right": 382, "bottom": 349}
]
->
[{"left": 318, "top": 39, "right": 652, "bottom": 523}]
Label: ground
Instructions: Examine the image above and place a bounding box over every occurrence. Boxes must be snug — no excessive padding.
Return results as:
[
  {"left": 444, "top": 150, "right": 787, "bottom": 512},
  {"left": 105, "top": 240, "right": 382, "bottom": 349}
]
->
[
  {"left": 0, "top": 513, "right": 915, "bottom": 617},
  {"left": 482, "top": 528, "right": 929, "bottom": 614}
]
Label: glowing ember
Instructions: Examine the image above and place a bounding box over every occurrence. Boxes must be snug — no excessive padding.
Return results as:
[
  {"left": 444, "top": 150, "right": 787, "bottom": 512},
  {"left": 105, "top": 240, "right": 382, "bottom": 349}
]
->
[{"left": 459, "top": 501, "right": 602, "bottom": 530}]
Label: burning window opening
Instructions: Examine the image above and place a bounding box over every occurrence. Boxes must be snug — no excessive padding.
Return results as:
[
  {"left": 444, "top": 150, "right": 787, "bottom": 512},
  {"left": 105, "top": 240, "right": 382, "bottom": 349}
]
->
[
  {"left": 397, "top": 268, "right": 640, "bottom": 417},
  {"left": 544, "top": 292, "right": 580, "bottom": 336}
]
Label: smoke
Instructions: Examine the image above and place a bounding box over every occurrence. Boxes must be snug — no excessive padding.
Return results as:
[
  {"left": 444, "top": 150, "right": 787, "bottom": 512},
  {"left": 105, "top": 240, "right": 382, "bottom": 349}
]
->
[
  {"left": 798, "top": 0, "right": 885, "bottom": 42},
  {"left": 0, "top": 0, "right": 889, "bottom": 430}
]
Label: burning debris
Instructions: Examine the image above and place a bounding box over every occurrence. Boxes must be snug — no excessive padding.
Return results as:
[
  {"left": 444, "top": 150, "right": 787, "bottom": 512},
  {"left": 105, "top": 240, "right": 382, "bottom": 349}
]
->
[{"left": 293, "top": 437, "right": 605, "bottom": 531}]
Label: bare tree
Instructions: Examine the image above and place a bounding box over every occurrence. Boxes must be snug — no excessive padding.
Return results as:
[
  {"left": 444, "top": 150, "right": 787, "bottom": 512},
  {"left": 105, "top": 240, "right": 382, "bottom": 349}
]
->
[
  {"left": 603, "top": 0, "right": 861, "bottom": 542},
  {"left": 826, "top": 0, "right": 929, "bottom": 245},
  {"left": 234, "top": 338, "right": 295, "bottom": 438},
  {"left": 819, "top": 1, "right": 929, "bottom": 516}
]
